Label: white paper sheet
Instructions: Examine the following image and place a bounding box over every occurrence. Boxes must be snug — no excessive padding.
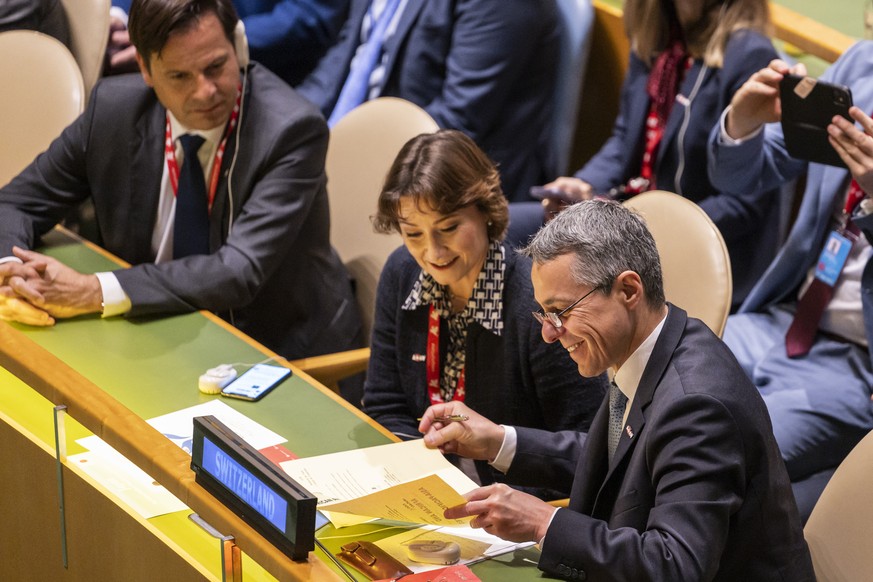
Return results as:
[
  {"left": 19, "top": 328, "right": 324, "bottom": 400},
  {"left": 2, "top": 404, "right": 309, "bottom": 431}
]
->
[
  {"left": 146, "top": 399, "right": 286, "bottom": 453},
  {"left": 281, "top": 439, "right": 479, "bottom": 527}
]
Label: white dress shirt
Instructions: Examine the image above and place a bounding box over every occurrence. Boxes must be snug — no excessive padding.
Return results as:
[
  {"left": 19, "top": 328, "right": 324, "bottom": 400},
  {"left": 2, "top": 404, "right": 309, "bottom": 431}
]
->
[{"left": 97, "top": 112, "right": 225, "bottom": 316}]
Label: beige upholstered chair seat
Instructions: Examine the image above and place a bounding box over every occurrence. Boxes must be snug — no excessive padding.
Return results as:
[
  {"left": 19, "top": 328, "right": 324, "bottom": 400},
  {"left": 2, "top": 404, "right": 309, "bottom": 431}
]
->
[
  {"left": 292, "top": 98, "right": 439, "bottom": 388},
  {"left": 0, "top": 30, "right": 84, "bottom": 187},
  {"left": 624, "top": 190, "right": 732, "bottom": 337}
]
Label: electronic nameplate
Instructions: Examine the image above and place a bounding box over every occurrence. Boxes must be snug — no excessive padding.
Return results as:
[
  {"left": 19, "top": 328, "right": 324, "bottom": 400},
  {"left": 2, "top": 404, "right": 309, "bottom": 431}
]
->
[{"left": 190, "top": 415, "right": 316, "bottom": 561}]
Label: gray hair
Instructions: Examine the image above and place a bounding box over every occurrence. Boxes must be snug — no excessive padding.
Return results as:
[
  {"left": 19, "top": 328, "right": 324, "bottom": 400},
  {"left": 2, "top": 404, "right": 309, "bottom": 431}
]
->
[{"left": 521, "top": 200, "right": 665, "bottom": 307}]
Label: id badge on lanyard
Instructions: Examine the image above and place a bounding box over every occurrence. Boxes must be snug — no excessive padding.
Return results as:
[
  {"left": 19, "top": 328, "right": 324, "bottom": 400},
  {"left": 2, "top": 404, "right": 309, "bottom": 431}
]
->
[{"left": 816, "top": 182, "right": 866, "bottom": 287}]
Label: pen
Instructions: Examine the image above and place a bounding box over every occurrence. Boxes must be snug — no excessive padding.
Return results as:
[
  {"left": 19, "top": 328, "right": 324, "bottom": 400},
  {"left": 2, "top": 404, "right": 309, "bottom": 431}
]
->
[{"left": 417, "top": 414, "right": 469, "bottom": 423}]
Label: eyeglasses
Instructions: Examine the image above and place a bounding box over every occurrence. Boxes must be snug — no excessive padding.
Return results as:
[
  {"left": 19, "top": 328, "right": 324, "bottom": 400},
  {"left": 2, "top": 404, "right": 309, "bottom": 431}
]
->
[{"left": 532, "top": 286, "right": 600, "bottom": 329}]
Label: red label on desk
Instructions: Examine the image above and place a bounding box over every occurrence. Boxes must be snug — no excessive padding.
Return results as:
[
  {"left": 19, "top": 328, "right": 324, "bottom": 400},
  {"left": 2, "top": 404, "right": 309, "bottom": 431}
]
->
[
  {"left": 259, "top": 444, "right": 298, "bottom": 466},
  {"left": 375, "top": 564, "right": 481, "bottom": 582}
]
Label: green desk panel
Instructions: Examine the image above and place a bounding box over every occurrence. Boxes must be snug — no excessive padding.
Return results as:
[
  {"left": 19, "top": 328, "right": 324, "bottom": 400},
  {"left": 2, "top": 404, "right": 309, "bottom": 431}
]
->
[
  {"left": 23, "top": 241, "right": 388, "bottom": 457},
  {"left": 0, "top": 366, "right": 278, "bottom": 581},
  {"left": 3, "top": 238, "right": 547, "bottom": 581}
]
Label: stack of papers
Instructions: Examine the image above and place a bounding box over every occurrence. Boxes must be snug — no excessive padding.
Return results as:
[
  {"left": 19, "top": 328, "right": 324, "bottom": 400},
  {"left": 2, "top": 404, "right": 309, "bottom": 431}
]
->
[{"left": 280, "top": 439, "right": 478, "bottom": 528}]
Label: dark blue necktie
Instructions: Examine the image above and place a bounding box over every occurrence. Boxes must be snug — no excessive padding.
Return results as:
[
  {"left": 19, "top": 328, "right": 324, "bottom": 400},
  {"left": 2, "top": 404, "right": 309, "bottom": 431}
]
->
[
  {"left": 327, "top": 0, "right": 404, "bottom": 127},
  {"left": 173, "top": 134, "right": 209, "bottom": 258}
]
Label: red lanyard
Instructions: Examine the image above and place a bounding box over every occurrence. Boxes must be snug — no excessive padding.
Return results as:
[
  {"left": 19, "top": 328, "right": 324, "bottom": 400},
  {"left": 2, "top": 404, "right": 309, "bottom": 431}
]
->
[
  {"left": 845, "top": 179, "right": 866, "bottom": 217},
  {"left": 426, "top": 304, "right": 466, "bottom": 405},
  {"left": 841, "top": 178, "right": 867, "bottom": 236},
  {"left": 164, "top": 87, "right": 241, "bottom": 211},
  {"left": 634, "top": 57, "right": 693, "bottom": 195}
]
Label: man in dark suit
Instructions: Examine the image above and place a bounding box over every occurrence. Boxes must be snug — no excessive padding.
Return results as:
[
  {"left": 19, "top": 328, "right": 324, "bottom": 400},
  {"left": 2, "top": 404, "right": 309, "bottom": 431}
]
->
[
  {"left": 420, "top": 200, "right": 814, "bottom": 580},
  {"left": 296, "top": 0, "right": 559, "bottom": 202},
  {"left": 0, "top": 0, "right": 363, "bottom": 388}
]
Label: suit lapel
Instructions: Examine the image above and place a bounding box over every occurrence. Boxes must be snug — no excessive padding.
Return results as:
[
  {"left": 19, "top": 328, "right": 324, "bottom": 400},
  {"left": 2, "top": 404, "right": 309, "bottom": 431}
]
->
[
  {"left": 378, "top": 0, "right": 425, "bottom": 90},
  {"left": 591, "top": 305, "right": 687, "bottom": 514},
  {"left": 127, "top": 101, "right": 165, "bottom": 264}
]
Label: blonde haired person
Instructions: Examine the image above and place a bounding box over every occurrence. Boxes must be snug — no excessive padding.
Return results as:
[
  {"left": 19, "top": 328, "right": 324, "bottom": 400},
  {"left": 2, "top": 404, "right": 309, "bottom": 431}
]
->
[{"left": 540, "top": 0, "right": 777, "bottom": 309}]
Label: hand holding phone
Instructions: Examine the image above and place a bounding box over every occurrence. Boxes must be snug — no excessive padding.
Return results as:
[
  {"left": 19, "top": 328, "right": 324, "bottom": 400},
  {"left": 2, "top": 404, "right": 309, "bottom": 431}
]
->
[
  {"left": 221, "top": 363, "right": 291, "bottom": 402},
  {"left": 529, "top": 186, "right": 576, "bottom": 206},
  {"left": 780, "top": 74, "right": 853, "bottom": 168}
]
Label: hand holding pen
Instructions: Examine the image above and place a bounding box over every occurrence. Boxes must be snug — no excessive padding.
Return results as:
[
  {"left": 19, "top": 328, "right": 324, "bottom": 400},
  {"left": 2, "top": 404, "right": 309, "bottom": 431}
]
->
[
  {"left": 418, "top": 402, "right": 505, "bottom": 462},
  {"left": 417, "top": 414, "right": 469, "bottom": 423}
]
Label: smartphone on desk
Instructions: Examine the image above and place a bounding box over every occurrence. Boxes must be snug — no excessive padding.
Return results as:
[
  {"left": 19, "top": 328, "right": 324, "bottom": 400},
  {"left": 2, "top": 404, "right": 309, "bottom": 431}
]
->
[
  {"left": 221, "top": 363, "right": 291, "bottom": 401},
  {"left": 780, "top": 74, "right": 853, "bottom": 168}
]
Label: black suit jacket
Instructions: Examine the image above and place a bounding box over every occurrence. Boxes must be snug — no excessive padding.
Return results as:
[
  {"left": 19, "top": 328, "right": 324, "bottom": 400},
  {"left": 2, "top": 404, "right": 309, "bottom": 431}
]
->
[
  {"left": 506, "top": 306, "right": 814, "bottom": 581},
  {"left": 298, "top": 0, "right": 559, "bottom": 202},
  {"left": 0, "top": 64, "right": 362, "bottom": 360}
]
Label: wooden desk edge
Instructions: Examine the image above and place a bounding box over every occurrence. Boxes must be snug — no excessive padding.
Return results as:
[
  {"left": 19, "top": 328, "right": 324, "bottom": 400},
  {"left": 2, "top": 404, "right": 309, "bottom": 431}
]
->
[
  {"left": 0, "top": 321, "right": 344, "bottom": 580},
  {"left": 2, "top": 227, "right": 402, "bottom": 579},
  {"left": 770, "top": 4, "right": 855, "bottom": 64}
]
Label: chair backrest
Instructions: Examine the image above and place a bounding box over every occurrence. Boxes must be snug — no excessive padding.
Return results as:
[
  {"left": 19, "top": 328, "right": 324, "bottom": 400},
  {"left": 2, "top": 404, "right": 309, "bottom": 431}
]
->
[
  {"left": 623, "top": 190, "right": 732, "bottom": 337},
  {"left": 549, "top": 0, "right": 595, "bottom": 176},
  {"left": 326, "top": 97, "right": 439, "bottom": 340},
  {"left": 0, "top": 30, "right": 84, "bottom": 187},
  {"left": 804, "top": 430, "right": 873, "bottom": 581},
  {"left": 60, "top": 0, "right": 110, "bottom": 103}
]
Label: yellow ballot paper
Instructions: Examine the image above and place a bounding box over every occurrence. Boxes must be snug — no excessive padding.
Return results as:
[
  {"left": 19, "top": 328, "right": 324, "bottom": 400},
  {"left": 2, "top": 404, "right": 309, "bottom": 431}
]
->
[{"left": 280, "top": 440, "right": 478, "bottom": 527}]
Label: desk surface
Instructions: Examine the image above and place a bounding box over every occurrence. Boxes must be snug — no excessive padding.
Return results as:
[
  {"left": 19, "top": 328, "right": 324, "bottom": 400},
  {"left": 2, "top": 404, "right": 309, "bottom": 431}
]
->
[{"left": 1, "top": 234, "right": 546, "bottom": 581}]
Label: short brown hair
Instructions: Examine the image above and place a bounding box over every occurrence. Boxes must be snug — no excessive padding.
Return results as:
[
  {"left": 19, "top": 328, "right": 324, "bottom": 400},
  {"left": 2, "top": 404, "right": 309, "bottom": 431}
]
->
[
  {"left": 373, "top": 130, "right": 509, "bottom": 241},
  {"left": 129, "top": 0, "right": 239, "bottom": 68}
]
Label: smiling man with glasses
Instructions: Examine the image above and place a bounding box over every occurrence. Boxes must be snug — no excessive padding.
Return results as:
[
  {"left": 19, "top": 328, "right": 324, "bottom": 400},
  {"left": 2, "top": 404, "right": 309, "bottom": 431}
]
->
[
  {"left": 418, "top": 200, "right": 813, "bottom": 581},
  {"left": 531, "top": 284, "right": 602, "bottom": 329}
]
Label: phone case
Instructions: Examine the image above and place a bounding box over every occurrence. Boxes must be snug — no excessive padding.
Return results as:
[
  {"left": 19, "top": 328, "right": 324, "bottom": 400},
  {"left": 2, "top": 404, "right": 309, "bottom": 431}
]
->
[
  {"left": 779, "top": 74, "right": 853, "bottom": 168},
  {"left": 337, "top": 541, "right": 412, "bottom": 580}
]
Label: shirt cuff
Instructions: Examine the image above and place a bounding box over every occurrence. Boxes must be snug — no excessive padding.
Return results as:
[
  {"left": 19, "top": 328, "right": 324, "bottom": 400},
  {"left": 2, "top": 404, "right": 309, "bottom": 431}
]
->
[
  {"left": 718, "top": 105, "right": 764, "bottom": 145},
  {"left": 110, "top": 6, "right": 128, "bottom": 26},
  {"left": 489, "top": 425, "right": 517, "bottom": 474},
  {"left": 95, "top": 271, "right": 131, "bottom": 317},
  {"left": 537, "top": 507, "right": 561, "bottom": 549},
  {"left": 0, "top": 256, "right": 23, "bottom": 265}
]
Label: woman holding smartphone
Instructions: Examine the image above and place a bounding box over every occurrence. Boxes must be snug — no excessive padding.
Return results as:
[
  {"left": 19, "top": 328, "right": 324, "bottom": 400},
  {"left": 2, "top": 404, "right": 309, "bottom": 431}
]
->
[
  {"left": 540, "top": 0, "right": 779, "bottom": 308},
  {"left": 363, "top": 130, "right": 607, "bottom": 491}
]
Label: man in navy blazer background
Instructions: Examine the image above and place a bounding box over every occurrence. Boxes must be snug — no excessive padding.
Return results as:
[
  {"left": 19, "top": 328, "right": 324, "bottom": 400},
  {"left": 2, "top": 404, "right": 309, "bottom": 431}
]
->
[
  {"left": 420, "top": 200, "right": 813, "bottom": 580},
  {"left": 0, "top": 0, "right": 363, "bottom": 397},
  {"left": 297, "top": 0, "right": 559, "bottom": 203}
]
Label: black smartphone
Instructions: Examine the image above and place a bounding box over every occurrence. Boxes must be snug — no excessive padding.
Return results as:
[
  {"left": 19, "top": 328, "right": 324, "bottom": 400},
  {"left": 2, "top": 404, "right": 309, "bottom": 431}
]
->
[
  {"left": 220, "top": 363, "right": 291, "bottom": 401},
  {"left": 780, "top": 74, "right": 853, "bottom": 168},
  {"left": 529, "top": 186, "right": 575, "bottom": 205}
]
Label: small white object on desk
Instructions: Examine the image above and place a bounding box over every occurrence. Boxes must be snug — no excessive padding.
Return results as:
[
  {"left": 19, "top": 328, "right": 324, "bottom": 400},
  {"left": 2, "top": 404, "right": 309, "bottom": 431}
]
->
[{"left": 198, "top": 364, "right": 237, "bottom": 394}]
